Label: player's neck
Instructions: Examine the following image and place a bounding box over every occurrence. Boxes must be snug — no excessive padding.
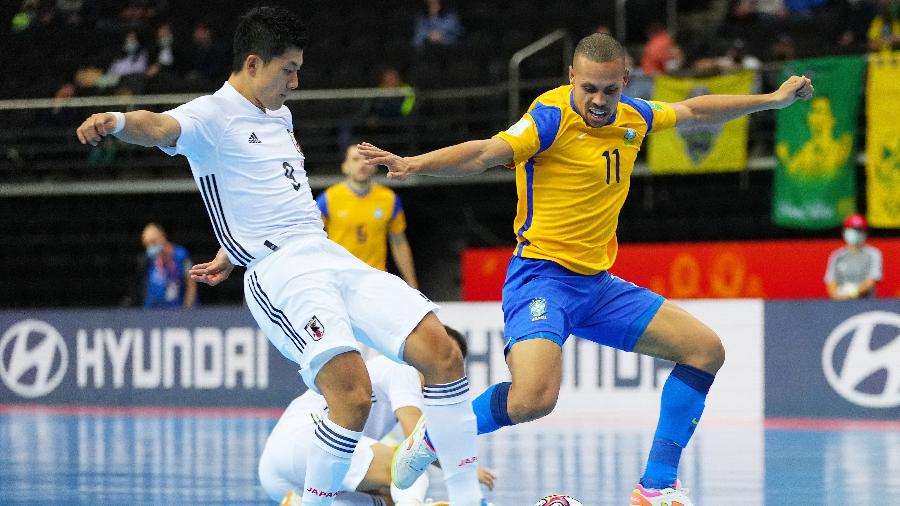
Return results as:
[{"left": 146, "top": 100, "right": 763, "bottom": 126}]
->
[
  {"left": 227, "top": 74, "right": 266, "bottom": 112},
  {"left": 346, "top": 179, "right": 372, "bottom": 195}
]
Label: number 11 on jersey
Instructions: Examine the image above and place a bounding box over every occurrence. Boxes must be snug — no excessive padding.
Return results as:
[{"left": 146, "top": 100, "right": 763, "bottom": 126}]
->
[{"left": 602, "top": 149, "right": 620, "bottom": 184}]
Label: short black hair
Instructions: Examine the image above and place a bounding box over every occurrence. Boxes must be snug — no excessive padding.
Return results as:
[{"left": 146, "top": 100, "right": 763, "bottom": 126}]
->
[
  {"left": 573, "top": 33, "right": 627, "bottom": 63},
  {"left": 443, "top": 326, "right": 468, "bottom": 359},
  {"left": 232, "top": 6, "right": 309, "bottom": 73}
]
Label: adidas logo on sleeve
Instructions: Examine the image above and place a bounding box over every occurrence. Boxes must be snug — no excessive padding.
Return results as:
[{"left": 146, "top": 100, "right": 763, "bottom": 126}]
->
[{"left": 248, "top": 132, "right": 261, "bottom": 144}]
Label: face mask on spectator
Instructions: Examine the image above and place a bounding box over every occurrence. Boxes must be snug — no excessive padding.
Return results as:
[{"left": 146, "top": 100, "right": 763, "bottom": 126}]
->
[
  {"left": 124, "top": 39, "right": 139, "bottom": 54},
  {"left": 843, "top": 228, "right": 865, "bottom": 246},
  {"left": 146, "top": 244, "right": 163, "bottom": 258}
]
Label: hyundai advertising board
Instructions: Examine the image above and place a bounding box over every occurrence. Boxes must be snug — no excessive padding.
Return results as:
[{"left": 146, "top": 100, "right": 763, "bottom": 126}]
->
[
  {"left": 765, "top": 300, "right": 900, "bottom": 418},
  {"left": 0, "top": 308, "right": 305, "bottom": 406}
]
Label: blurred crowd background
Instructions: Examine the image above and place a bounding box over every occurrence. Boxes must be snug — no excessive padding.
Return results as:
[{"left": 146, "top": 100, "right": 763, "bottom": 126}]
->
[{"left": 1, "top": 0, "right": 897, "bottom": 306}]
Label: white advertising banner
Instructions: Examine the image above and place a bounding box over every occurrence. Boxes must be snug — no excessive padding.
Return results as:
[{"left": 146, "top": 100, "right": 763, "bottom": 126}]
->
[{"left": 437, "top": 299, "right": 764, "bottom": 422}]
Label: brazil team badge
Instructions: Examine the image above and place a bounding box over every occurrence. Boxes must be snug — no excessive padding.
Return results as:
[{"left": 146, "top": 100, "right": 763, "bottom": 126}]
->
[{"left": 530, "top": 297, "right": 548, "bottom": 321}]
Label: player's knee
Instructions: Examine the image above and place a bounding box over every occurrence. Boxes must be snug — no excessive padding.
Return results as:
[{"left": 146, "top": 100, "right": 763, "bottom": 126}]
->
[
  {"left": 342, "top": 385, "right": 374, "bottom": 419},
  {"left": 510, "top": 380, "right": 559, "bottom": 422},
  {"left": 697, "top": 331, "right": 725, "bottom": 374},
  {"left": 410, "top": 326, "right": 465, "bottom": 382}
]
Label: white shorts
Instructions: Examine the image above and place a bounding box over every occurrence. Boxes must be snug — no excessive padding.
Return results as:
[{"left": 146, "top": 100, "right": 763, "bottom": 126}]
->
[
  {"left": 244, "top": 235, "right": 438, "bottom": 393},
  {"left": 258, "top": 410, "right": 378, "bottom": 501}
]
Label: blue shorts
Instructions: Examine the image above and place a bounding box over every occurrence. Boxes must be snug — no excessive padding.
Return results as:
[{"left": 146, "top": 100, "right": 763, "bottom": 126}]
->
[{"left": 501, "top": 256, "right": 665, "bottom": 353}]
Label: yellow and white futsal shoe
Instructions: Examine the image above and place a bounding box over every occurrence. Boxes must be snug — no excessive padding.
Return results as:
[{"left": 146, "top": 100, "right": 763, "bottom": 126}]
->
[{"left": 280, "top": 490, "right": 302, "bottom": 506}]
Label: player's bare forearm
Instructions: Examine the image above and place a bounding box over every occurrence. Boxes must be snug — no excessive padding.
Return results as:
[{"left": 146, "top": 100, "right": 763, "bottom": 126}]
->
[
  {"left": 76, "top": 110, "right": 180, "bottom": 148},
  {"left": 389, "top": 234, "right": 418, "bottom": 289},
  {"left": 407, "top": 139, "right": 510, "bottom": 177},
  {"left": 674, "top": 74, "right": 813, "bottom": 127},
  {"left": 115, "top": 111, "right": 181, "bottom": 147},
  {"left": 358, "top": 138, "right": 512, "bottom": 179}
]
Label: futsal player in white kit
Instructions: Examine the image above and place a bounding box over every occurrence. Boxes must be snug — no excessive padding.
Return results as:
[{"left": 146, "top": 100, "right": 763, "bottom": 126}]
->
[
  {"left": 260, "top": 327, "right": 495, "bottom": 506},
  {"left": 75, "top": 6, "right": 485, "bottom": 506}
]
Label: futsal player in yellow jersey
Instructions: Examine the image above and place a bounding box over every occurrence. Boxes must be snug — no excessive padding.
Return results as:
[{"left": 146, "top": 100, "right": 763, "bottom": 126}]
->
[
  {"left": 317, "top": 144, "right": 419, "bottom": 288},
  {"left": 360, "top": 33, "right": 813, "bottom": 505}
]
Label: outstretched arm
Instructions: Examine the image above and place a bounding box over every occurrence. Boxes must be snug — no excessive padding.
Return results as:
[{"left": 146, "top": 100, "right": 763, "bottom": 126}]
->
[
  {"left": 357, "top": 137, "right": 514, "bottom": 179},
  {"left": 670, "top": 75, "right": 814, "bottom": 128},
  {"left": 76, "top": 110, "right": 181, "bottom": 148}
]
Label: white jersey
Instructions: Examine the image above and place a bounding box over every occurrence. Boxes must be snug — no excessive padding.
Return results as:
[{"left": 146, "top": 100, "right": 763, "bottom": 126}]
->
[
  {"left": 159, "top": 82, "right": 325, "bottom": 267},
  {"left": 277, "top": 355, "right": 423, "bottom": 441}
]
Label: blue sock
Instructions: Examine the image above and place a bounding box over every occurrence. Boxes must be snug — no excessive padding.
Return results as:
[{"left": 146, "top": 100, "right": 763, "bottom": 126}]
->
[
  {"left": 640, "top": 364, "right": 715, "bottom": 490},
  {"left": 471, "top": 382, "right": 513, "bottom": 434}
]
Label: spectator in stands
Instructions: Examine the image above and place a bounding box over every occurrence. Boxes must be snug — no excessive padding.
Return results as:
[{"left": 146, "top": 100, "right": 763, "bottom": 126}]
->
[
  {"left": 316, "top": 144, "right": 419, "bottom": 288},
  {"left": 413, "top": 0, "right": 463, "bottom": 51},
  {"left": 366, "top": 66, "right": 416, "bottom": 122},
  {"left": 102, "top": 30, "right": 149, "bottom": 92},
  {"left": 867, "top": 0, "right": 900, "bottom": 51},
  {"left": 10, "top": 0, "right": 40, "bottom": 32},
  {"left": 769, "top": 32, "right": 798, "bottom": 61},
  {"left": 836, "top": 0, "right": 878, "bottom": 53},
  {"left": 692, "top": 38, "right": 761, "bottom": 75},
  {"left": 141, "top": 222, "right": 197, "bottom": 309},
  {"left": 784, "top": 0, "right": 828, "bottom": 17},
  {"left": 825, "top": 213, "right": 883, "bottom": 299},
  {"left": 184, "top": 21, "right": 229, "bottom": 90},
  {"left": 639, "top": 22, "right": 684, "bottom": 75},
  {"left": 145, "top": 21, "right": 185, "bottom": 93}
]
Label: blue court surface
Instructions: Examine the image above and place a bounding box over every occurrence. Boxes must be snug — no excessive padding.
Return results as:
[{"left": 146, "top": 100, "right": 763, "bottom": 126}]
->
[{"left": 1, "top": 408, "right": 899, "bottom": 505}]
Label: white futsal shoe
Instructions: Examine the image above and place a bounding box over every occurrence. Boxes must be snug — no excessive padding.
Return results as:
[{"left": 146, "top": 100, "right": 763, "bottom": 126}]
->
[
  {"left": 391, "top": 415, "right": 437, "bottom": 489},
  {"left": 630, "top": 479, "right": 694, "bottom": 506}
]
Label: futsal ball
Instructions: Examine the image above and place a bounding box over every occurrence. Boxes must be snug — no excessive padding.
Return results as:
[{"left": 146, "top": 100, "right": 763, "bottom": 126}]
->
[{"left": 533, "top": 495, "right": 584, "bottom": 506}]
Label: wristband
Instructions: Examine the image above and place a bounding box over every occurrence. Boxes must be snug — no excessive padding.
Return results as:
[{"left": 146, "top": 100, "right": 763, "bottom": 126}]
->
[{"left": 108, "top": 111, "right": 126, "bottom": 134}]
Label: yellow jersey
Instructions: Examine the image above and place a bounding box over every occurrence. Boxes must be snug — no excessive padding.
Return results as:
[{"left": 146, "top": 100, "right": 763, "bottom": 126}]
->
[
  {"left": 316, "top": 182, "right": 407, "bottom": 271},
  {"left": 495, "top": 85, "right": 677, "bottom": 275}
]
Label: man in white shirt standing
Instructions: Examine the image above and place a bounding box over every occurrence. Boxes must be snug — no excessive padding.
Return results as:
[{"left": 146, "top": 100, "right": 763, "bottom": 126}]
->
[{"left": 75, "top": 6, "right": 485, "bottom": 506}]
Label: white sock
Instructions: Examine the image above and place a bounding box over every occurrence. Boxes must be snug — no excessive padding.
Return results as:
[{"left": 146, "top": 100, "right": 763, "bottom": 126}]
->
[
  {"left": 392, "top": 472, "right": 430, "bottom": 505},
  {"left": 422, "top": 377, "right": 483, "bottom": 506},
  {"left": 302, "top": 417, "right": 362, "bottom": 506}
]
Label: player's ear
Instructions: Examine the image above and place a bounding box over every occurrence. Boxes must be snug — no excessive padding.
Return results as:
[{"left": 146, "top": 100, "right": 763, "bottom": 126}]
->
[
  {"left": 244, "top": 54, "right": 260, "bottom": 76},
  {"left": 568, "top": 65, "right": 575, "bottom": 85},
  {"left": 623, "top": 67, "right": 630, "bottom": 87}
]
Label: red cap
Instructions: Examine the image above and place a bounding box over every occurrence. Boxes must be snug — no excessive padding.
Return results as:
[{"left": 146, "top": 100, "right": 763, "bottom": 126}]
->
[{"left": 843, "top": 213, "right": 867, "bottom": 230}]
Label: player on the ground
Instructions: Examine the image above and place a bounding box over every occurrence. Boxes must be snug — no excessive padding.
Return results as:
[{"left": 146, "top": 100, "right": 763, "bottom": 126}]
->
[
  {"left": 316, "top": 144, "right": 419, "bottom": 288},
  {"left": 358, "top": 33, "right": 813, "bottom": 506},
  {"left": 75, "top": 6, "right": 485, "bottom": 506},
  {"left": 260, "top": 327, "right": 495, "bottom": 506}
]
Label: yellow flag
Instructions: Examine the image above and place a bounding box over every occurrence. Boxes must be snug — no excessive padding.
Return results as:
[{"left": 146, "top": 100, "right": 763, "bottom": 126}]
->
[
  {"left": 866, "top": 53, "right": 900, "bottom": 228},
  {"left": 648, "top": 71, "right": 755, "bottom": 174}
]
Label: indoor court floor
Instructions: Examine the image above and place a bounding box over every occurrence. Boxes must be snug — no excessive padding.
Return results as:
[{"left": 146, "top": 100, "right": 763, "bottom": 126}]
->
[{"left": 1, "top": 408, "right": 898, "bottom": 505}]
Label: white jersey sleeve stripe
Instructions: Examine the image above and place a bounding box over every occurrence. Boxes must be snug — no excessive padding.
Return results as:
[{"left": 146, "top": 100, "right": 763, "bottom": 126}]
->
[
  {"left": 198, "top": 175, "right": 253, "bottom": 265},
  {"left": 247, "top": 272, "right": 307, "bottom": 352}
]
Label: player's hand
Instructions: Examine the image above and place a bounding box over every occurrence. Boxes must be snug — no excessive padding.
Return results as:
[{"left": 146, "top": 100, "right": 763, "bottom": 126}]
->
[
  {"left": 76, "top": 113, "right": 118, "bottom": 146},
  {"left": 357, "top": 142, "right": 414, "bottom": 179},
  {"left": 477, "top": 466, "right": 496, "bottom": 490},
  {"left": 771, "top": 75, "right": 814, "bottom": 109},
  {"left": 189, "top": 249, "right": 234, "bottom": 286}
]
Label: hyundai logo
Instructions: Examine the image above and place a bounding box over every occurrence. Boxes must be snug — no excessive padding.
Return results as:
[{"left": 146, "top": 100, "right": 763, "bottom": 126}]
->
[
  {"left": 821, "top": 311, "right": 900, "bottom": 408},
  {"left": 0, "top": 319, "right": 68, "bottom": 398}
]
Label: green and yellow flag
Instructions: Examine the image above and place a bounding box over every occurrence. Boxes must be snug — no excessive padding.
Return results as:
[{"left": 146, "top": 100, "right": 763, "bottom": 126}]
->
[
  {"left": 772, "top": 55, "right": 866, "bottom": 229},
  {"left": 865, "top": 52, "right": 900, "bottom": 228},
  {"left": 648, "top": 70, "right": 755, "bottom": 174}
]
